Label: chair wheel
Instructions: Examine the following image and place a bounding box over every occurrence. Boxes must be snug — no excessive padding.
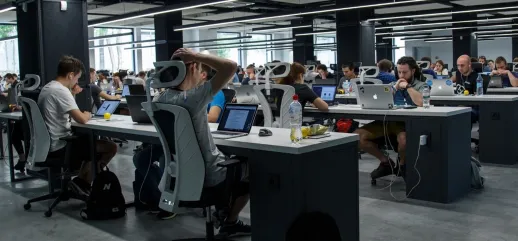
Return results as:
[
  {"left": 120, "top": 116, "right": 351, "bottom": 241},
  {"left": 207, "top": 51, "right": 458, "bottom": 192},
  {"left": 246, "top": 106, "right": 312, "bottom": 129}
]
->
[
  {"left": 23, "top": 203, "right": 31, "bottom": 210},
  {"left": 371, "top": 179, "right": 377, "bottom": 185},
  {"left": 44, "top": 210, "right": 52, "bottom": 217}
]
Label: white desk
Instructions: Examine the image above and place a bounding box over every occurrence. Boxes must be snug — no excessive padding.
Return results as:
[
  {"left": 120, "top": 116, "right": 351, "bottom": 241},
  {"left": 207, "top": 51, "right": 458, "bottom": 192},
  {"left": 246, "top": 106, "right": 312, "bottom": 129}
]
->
[
  {"left": 305, "top": 104, "right": 470, "bottom": 117},
  {"left": 431, "top": 95, "right": 518, "bottom": 102},
  {"left": 335, "top": 94, "right": 357, "bottom": 99},
  {"left": 487, "top": 87, "right": 518, "bottom": 95},
  {"left": 72, "top": 115, "right": 360, "bottom": 241}
]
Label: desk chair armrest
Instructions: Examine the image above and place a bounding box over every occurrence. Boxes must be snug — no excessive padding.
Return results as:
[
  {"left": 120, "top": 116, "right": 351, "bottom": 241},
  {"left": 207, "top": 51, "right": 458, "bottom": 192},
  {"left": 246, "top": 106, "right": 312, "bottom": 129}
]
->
[{"left": 217, "top": 158, "right": 242, "bottom": 168}]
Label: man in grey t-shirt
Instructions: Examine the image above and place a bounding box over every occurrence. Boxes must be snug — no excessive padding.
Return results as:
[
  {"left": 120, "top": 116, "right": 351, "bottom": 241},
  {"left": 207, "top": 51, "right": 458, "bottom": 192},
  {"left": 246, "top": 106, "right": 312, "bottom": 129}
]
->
[{"left": 153, "top": 49, "right": 250, "bottom": 237}]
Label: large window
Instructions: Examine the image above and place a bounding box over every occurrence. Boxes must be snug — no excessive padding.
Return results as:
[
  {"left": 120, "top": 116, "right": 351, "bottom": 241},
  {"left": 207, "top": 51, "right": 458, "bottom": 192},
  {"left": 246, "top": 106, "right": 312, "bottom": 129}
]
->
[
  {"left": 245, "top": 34, "right": 272, "bottom": 67},
  {"left": 0, "top": 25, "right": 19, "bottom": 75},
  {"left": 140, "top": 29, "right": 156, "bottom": 71},
  {"left": 92, "top": 28, "right": 134, "bottom": 72},
  {"left": 216, "top": 32, "right": 241, "bottom": 64},
  {"left": 315, "top": 36, "right": 336, "bottom": 71},
  {"left": 394, "top": 37, "right": 405, "bottom": 63}
]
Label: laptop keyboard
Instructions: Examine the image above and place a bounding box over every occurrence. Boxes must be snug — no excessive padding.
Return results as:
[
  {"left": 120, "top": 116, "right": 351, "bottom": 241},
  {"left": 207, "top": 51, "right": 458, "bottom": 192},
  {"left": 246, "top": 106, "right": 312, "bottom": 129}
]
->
[{"left": 212, "top": 131, "right": 241, "bottom": 135}]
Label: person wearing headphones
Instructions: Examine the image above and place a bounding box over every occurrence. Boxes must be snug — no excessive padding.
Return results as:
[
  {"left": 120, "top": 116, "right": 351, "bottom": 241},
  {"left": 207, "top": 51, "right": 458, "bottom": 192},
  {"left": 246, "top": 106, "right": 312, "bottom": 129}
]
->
[
  {"left": 451, "top": 55, "right": 480, "bottom": 125},
  {"left": 354, "top": 56, "right": 426, "bottom": 182}
]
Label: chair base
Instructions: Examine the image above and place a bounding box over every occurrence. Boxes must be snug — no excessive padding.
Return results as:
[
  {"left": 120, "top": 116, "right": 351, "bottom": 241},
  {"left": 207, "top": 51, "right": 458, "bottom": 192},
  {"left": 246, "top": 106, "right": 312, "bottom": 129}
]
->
[{"left": 24, "top": 178, "right": 86, "bottom": 217}]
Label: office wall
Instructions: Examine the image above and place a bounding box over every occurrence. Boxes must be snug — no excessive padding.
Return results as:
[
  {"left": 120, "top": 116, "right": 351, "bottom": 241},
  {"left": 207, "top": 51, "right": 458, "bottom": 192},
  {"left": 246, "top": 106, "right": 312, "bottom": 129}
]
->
[{"left": 478, "top": 38, "right": 513, "bottom": 62}]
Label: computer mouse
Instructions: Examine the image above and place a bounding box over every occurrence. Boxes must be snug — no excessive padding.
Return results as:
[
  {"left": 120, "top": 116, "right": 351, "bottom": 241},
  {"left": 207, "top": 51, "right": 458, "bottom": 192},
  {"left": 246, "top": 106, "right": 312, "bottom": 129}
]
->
[{"left": 258, "top": 128, "right": 272, "bottom": 137}]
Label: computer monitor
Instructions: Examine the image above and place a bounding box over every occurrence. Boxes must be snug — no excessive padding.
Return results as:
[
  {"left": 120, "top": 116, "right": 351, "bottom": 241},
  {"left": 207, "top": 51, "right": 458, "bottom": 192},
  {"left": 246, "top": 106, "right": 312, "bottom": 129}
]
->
[
  {"left": 95, "top": 100, "right": 120, "bottom": 117},
  {"left": 312, "top": 85, "right": 337, "bottom": 104}
]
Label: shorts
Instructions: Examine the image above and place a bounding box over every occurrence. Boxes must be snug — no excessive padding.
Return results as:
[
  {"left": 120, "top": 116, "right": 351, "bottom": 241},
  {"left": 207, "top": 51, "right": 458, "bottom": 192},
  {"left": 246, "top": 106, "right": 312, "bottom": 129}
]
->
[
  {"left": 359, "top": 121, "right": 405, "bottom": 139},
  {"left": 47, "top": 136, "right": 94, "bottom": 170}
]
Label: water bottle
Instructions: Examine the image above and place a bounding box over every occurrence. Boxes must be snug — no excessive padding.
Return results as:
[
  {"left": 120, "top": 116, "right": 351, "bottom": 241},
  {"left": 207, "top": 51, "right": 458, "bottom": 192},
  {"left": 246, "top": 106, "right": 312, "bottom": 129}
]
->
[
  {"left": 476, "top": 74, "right": 483, "bottom": 96},
  {"left": 422, "top": 85, "right": 430, "bottom": 109},
  {"left": 289, "top": 94, "right": 303, "bottom": 144},
  {"left": 342, "top": 80, "right": 351, "bottom": 95},
  {"left": 110, "top": 85, "right": 115, "bottom": 96}
]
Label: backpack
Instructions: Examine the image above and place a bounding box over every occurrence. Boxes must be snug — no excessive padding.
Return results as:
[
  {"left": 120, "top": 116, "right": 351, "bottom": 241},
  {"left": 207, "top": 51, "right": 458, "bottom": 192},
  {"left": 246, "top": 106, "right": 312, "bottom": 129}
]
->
[
  {"left": 471, "top": 156, "right": 485, "bottom": 190},
  {"left": 81, "top": 167, "right": 126, "bottom": 220},
  {"left": 133, "top": 145, "right": 164, "bottom": 210}
]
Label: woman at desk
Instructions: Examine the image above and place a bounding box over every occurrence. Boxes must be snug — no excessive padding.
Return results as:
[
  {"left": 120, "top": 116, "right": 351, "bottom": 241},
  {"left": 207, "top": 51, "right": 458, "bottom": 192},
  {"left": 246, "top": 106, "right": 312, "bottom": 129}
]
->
[
  {"left": 492, "top": 56, "right": 518, "bottom": 87},
  {"left": 434, "top": 60, "right": 449, "bottom": 76}
]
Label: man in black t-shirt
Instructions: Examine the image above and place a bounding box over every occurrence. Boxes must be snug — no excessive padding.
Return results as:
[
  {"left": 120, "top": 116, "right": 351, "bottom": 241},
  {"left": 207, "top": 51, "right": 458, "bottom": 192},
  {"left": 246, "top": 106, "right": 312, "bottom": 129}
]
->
[
  {"left": 89, "top": 68, "right": 120, "bottom": 110},
  {"left": 316, "top": 64, "right": 335, "bottom": 80},
  {"left": 450, "top": 55, "right": 479, "bottom": 124}
]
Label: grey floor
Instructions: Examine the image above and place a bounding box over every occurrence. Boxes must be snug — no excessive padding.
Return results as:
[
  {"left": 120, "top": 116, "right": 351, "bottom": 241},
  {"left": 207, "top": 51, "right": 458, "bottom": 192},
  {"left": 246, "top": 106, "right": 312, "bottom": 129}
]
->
[{"left": 1, "top": 137, "right": 518, "bottom": 241}]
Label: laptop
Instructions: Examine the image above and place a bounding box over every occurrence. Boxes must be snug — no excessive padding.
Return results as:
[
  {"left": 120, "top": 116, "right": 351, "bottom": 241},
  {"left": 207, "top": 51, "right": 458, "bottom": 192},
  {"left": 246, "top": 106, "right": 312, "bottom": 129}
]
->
[
  {"left": 488, "top": 76, "right": 503, "bottom": 88},
  {"left": 235, "top": 85, "right": 260, "bottom": 104},
  {"left": 128, "top": 84, "right": 146, "bottom": 95},
  {"left": 436, "top": 75, "right": 449, "bottom": 80},
  {"left": 212, "top": 104, "right": 258, "bottom": 139},
  {"left": 312, "top": 85, "right": 337, "bottom": 106},
  {"left": 94, "top": 100, "right": 120, "bottom": 118},
  {"left": 126, "top": 95, "right": 151, "bottom": 123},
  {"left": 121, "top": 84, "right": 130, "bottom": 97},
  {"left": 357, "top": 84, "right": 398, "bottom": 110},
  {"left": 429, "top": 79, "right": 455, "bottom": 96}
]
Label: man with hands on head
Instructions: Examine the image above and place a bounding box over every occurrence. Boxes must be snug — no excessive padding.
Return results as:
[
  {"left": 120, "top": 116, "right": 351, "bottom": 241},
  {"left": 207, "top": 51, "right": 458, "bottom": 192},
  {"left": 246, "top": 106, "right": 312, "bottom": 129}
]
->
[{"left": 491, "top": 56, "right": 518, "bottom": 87}]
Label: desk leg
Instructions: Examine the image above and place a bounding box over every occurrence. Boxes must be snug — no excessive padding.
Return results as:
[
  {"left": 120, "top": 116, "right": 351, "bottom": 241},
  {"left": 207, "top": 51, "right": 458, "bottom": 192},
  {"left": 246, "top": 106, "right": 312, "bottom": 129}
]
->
[
  {"left": 236, "top": 142, "right": 359, "bottom": 241},
  {"left": 478, "top": 102, "right": 518, "bottom": 165},
  {"left": 7, "top": 121, "right": 15, "bottom": 182},
  {"left": 405, "top": 113, "right": 471, "bottom": 203}
]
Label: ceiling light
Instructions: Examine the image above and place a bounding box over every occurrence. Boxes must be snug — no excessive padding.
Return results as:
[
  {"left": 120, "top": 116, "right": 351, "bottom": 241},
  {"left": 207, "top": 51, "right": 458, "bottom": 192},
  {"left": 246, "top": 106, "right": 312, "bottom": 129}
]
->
[
  {"left": 425, "top": 39, "right": 452, "bottom": 43},
  {"left": 474, "top": 28, "right": 518, "bottom": 35},
  {"left": 376, "top": 26, "right": 476, "bottom": 36},
  {"left": 238, "top": 47, "right": 294, "bottom": 51},
  {"left": 88, "top": 33, "right": 132, "bottom": 42},
  {"left": 174, "top": 0, "right": 426, "bottom": 31},
  {"left": 0, "top": 6, "right": 15, "bottom": 14},
  {"left": 295, "top": 30, "right": 336, "bottom": 36},
  {"left": 369, "top": 5, "right": 518, "bottom": 22},
  {"left": 376, "top": 17, "right": 517, "bottom": 30},
  {"left": 204, "top": 42, "right": 294, "bottom": 50},
  {"left": 401, "top": 36, "right": 451, "bottom": 41},
  {"left": 184, "top": 36, "right": 251, "bottom": 44},
  {"left": 477, "top": 33, "right": 518, "bottom": 38},
  {"left": 252, "top": 24, "right": 312, "bottom": 33},
  {"left": 381, "top": 34, "right": 430, "bottom": 39},
  {"left": 88, "top": 0, "right": 236, "bottom": 27},
  {"left": 125, "top": 45, "right": 156, "bottom": 50},
  {"left": 90, "top": 40, "right": 166, "bottom": 49},
  {"left": 196, "top": 38, "right": 295, "bottom": 48}
]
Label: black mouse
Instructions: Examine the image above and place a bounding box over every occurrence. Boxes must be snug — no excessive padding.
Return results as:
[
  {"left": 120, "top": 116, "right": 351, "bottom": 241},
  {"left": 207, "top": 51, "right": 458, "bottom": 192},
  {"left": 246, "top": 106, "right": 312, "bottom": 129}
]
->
[{"left": 258, "top": 128, "right": 272, "bottom": 137}]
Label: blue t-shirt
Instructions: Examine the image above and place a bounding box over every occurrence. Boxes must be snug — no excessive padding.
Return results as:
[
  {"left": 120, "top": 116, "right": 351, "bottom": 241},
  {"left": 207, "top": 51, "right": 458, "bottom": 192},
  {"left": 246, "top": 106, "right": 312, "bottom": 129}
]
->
[
  {"left": 207, "top": 90, "right": 226, "bottom": 122},
  {"left": 377, "top": 71, "right": 396, "bottom": 84},
  {"left": 422, "top": 69, "right": 437, "bottom": 79},
  {"left": 500, "top": 72, "right": 518, "bottom": 87}
]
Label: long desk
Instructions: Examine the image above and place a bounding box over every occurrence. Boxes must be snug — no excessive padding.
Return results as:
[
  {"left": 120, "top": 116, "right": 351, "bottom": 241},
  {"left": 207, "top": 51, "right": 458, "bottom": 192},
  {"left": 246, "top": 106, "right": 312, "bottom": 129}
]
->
[
  {"left": 431, "top": 95, "right": 518, "bottom": 165},
  {"left": 296, "top": 105, "right": 472, "bottom": 203},
  {"left": 72, "top": 115, "right": 360, "bottom": 241},
  {"left": 0, "top": 111, "right": 33, "bottom": 182},
  {"left": 487, "top": 87, "right": 518, "bottom": 95}
]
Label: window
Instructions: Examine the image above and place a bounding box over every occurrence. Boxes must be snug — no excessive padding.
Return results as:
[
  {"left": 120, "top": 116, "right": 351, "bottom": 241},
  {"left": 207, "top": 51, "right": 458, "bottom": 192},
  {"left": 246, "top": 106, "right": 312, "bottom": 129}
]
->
[
  {"left": 394, "top": 37, "right": 405, "bottom": 63},
  {"left": 315, "top": 36, "right": 336, "bottom": 71},
  {"left": 245, "top": 34, "right": 272, "bottom": 67},
  {"left": 92, "top": 28, "right": 134, "bottom": 72},
  {"left": 216, "top": 32, "right": 241, "bottom": 64},
  {"left": 0, "top": 25, "right": 19, "bottom": 75},
  {"left": 141, "top": 29, "right": 156, "bottom": 71}
]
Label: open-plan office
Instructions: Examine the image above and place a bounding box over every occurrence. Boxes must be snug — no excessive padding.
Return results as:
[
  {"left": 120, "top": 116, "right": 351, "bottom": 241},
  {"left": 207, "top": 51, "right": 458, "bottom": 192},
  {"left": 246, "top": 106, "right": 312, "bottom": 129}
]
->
[{"left": 3, "top": 0, "right": 518, "bottom": 240}]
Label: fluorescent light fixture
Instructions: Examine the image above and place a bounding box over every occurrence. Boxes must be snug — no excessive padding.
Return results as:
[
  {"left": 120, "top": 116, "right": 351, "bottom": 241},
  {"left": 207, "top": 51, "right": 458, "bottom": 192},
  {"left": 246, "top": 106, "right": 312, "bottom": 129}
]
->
[
  {"left": 474, "top": 28, "right": 518, "bottom": 35},
  {"left": 88, "top": 33, "right": 132, "bottom": 42},
  {"left": 382, "top": 34, "right": 430, "bottom": 39},
  {"left": 376, "top": 26, "right": 476, "bottom": 36},
  {"left": 295, "top": 30, "right": 336, "bottom": 36},
  {"left": 238, "top": 47, "right": 294, "bottom": 51},
  {"left": 204, "top": 42, "right": 294, "bottom": 50},
  {"left": 90, "top": 39, "right": 166, "bottom": 49},
  {"left": 369, "top": 5, "right": 518, "bottom": 22},
  {"left": 376, "top": 17, "right": 518, "bottom": 30},
  {"left": 0, "top": 6, "right": 15, "bottom": 13},
  {"left": 196, "top": 38, "right": 295, "bottom": 48},
  {"left": 125, "top": 45, "right": 156, "bottom": 50},
  {"left": 252, "top": 24, "right": 312, "bottom": 33},
  {"left": 402, "top": 36, "right": 451, "bottom": 41},
  {"left": 477, "top": 33, "right": 518, "bottom": 38},
  {"left": 425, "top": 39, "right": 452, "bottom": 43},
  {"left": 184, "top": 36, "right": 251, "bottom": 44},
  {"left": 174, "top": 0, "right": 426, "bottom": 31},
  {"left": 88, "top": 0, "right": 236, "bottom": 27}
]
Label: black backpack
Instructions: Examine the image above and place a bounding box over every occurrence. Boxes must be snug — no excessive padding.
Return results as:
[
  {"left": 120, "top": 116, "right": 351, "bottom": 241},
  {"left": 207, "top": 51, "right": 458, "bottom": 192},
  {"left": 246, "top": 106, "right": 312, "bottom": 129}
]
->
[{"left": 81, "top": 167, "right": 126, "bottom": 220}]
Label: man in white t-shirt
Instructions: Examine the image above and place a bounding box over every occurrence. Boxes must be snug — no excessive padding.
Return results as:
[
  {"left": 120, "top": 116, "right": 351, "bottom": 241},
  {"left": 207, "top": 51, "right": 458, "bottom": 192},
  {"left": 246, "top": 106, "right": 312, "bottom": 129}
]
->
[
  {"left": 38, "top": 56, "right": 118, "bottom": 198},
  {"left": 134, "top": 71, "right": 146, "bottom": 86}
]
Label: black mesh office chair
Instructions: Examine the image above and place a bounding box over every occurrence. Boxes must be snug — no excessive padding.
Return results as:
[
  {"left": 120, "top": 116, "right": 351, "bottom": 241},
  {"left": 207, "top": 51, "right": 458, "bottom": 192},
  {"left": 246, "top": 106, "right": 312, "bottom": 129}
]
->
[{"left": 221, "top": 89, "right": 236, "bottom": 104}]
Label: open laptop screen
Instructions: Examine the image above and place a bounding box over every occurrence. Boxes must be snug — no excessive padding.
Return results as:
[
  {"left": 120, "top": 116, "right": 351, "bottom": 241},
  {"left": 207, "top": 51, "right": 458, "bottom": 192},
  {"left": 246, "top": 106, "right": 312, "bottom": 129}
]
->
[
  {"left": 95, "top": 100, "right": 120, "bottom": 116},
  {"left": 122, "top": 85, "right": 130, "bottom": 97},
  {"left": 312, "top": 85, "right": 337, "bottom": 103},
  {"left": 218, "top": 104, "right": 258, "bottom": 133}
]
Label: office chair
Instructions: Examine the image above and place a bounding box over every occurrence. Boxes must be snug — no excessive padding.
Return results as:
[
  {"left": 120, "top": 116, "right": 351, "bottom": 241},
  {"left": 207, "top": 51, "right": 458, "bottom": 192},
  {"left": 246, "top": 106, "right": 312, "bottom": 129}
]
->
[
  {"left": 221, "top": 89, "right": 236, "bottom": 104},
  {"left": 20, "top": 97, "right": 86, "bottom": 217},
  {"left": 254, "top": 84, "right": 295, "bottom": 128}
]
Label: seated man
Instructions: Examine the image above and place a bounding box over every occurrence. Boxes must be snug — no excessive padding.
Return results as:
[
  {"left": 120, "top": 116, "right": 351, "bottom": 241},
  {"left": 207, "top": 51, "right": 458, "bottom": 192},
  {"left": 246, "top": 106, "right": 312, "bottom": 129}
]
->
[
  {"left": 154, "top": 49, "right": 250, "bottom": 237},
  {"left": 338, "top": 62, "right": 357, "bottom": 88},
  {"left": 89, "top": 68, "right": 120, "bottom": 110},
  {"left": 316, "top": 64, "right": 335, "bottom": 79},
  {"left": 492, "top": 56, "right": 518, "bottom": 87},
  {"left": 241, "top": 64, "right": 255, "bottom": 85},
  {"left": 354, "top": 56, "right": 426, "bottom": 180},
  {"left": 201, "top": 64, "right": 226, "bottom": 123},
  {"left": 451, "top": 55, "right": 480, "bottom": 125},
  {"left": 377, "top": 59, "right": 396, "bottom": 84},
  {"left": 134, "top": 71, "right": 147, "bottom": 86},
  {"left": 38, "top": 56, "right": 118, "bottom": 197},
  {"left": 420, "top": 57, "right": 437, "bottom": 79}
]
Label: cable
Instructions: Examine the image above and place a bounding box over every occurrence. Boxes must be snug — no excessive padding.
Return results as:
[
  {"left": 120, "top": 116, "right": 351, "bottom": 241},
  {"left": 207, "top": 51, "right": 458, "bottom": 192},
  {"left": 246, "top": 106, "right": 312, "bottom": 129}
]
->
[{"left": 138, "top": 145, "right": 153, "bottom": 206}]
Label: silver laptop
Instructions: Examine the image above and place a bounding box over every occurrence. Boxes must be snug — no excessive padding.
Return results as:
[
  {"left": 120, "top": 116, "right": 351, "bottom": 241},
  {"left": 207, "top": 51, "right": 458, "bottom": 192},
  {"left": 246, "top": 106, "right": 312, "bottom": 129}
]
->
[
  {"left": 357, "top": 84, "right": 397, "bottom": 110},
  {"left": 94, "top": 100, "right": 120, "bottom": 118},
  {"left": 488, "top": 76, "right": 503, "bottom": 88},
  {"left": 429, "top": 79, "right": 454, "bottom": 96},
  {"left": 235, "top": 85, "right": 260, "bottom": 104},
  {"left": 212, "top": 104, "right": 258, "bottom": 139}
]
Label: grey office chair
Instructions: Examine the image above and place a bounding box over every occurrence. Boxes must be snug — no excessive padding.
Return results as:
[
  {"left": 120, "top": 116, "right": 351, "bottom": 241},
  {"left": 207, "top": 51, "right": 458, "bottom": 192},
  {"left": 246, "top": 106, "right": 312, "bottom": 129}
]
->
[
  {"left": 142, "top": 60, "right": 244, "bottom": 241},
  {"left": 20, "top": 97, "right": 85, "bottom": 217},
  {"left": 254, "top": 84, "right": 295, "bottom": 128}
]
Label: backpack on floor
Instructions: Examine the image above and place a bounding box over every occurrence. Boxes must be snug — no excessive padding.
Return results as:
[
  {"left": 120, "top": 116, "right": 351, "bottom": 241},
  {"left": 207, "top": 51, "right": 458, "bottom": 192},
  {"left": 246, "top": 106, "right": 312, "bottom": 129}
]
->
[
  {"left": 471, "top": 156, "right": 485, "bottom": 190},
  {"left": 81, "top": 167, "right": 126, "bottom": 220}
]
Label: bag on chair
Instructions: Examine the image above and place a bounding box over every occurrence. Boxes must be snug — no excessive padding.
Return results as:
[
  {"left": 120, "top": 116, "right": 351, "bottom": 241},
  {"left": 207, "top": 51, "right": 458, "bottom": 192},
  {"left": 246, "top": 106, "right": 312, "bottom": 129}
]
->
[{"left": 81, "top": 167, "right": 126, "bottom": 220}]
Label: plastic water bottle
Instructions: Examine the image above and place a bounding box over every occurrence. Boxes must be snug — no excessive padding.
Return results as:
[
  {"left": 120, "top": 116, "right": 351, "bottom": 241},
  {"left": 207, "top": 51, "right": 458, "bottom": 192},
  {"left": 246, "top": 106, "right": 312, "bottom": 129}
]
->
[
  {"left": 110, "top": 85, "right": 115, "bottom": 96},
  {"left": 342, "top": 80, "right": 351, "bottom": 95},
  {"left": 476, "top": 74, "right": 483, "bottom": 96},
  {"left": 289, "top": 94, "right": 303, "bottom": 144},
  {"left": 422, "top": 85, "right": 430, "bottom": 109}
]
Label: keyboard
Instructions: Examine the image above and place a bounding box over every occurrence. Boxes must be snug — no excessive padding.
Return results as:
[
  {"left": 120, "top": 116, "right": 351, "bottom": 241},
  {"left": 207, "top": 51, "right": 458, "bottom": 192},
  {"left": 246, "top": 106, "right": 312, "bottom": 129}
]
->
[{"left": 212, "top": 131, "right": 241, "bottom": 136}]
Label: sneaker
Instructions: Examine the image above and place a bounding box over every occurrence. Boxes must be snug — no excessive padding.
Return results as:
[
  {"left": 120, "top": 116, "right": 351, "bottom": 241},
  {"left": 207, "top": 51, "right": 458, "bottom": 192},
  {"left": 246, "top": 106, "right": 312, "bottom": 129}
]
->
[
  {"left": 14, "top": 161, "right": 26, "bottom": 173},
  {"left": 157, "top": 211, "right": 177, "bottom": 220},
  {"left": 370, "top": 159, "right": 399, "bottom": 180},
  {"left": 217, "top": 220, "right": 251, "bottom": 237},
  {"left": 212, "top": 209, "right": 229, "bottom": 229},
  {"left": 69, "top": 177, "right": 91, "bottom": 199}
]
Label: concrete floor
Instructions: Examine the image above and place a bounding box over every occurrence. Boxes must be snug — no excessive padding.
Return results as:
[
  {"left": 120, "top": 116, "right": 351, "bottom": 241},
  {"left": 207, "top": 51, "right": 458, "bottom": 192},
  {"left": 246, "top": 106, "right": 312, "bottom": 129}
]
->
[{"left": 1, "top": 139, "right": 518, "bottom": 241}]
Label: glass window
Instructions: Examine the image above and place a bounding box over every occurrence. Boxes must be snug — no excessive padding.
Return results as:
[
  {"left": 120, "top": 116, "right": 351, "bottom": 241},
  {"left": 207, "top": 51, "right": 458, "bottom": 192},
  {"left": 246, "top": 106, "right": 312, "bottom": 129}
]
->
[
  {"left": 394, "top": 37, "right": 405, "bottom": 63},
  {"left": 140, "top": 29, "right": 156, "bottom": 71},
  {"left": 0, "top": 25, "right": 19, "bottom": 75},
  {"left": 315, "top": 36, "right": 336, "bottom": 71},
  {"left": 245, "top": 34, "right": 272, "bottom": 67},
  {"left": 92, "top": 28, "right": 134, "bottom": 72},
  {"left": 216, "top": 32, "right": 241, "bottom": 64}
]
